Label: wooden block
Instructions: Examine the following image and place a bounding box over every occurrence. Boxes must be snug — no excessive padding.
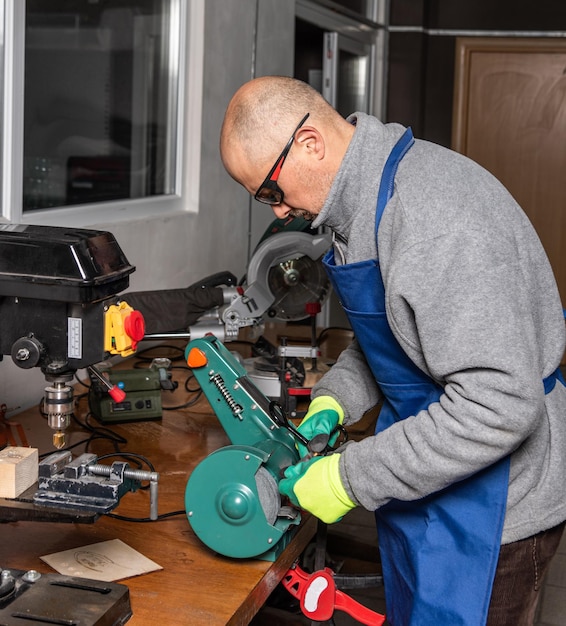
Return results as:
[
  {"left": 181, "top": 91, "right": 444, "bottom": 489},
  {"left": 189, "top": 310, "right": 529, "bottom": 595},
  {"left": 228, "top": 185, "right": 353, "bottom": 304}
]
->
[{"left": 0, "top": 446, "right": 39, "bottom": 498}]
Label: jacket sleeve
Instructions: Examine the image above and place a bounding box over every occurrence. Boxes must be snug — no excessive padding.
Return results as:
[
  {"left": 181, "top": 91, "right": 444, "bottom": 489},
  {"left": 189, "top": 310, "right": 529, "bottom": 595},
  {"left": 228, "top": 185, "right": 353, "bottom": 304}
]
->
[{"left": 312, "top": 337, "right": 382, "bottom": 424}]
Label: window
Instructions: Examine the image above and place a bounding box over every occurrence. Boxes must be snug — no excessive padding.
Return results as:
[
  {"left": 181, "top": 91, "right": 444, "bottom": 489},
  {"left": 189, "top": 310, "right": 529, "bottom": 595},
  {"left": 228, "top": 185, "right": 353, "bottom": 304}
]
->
[
  {"left": 295, "top": 0, "right": 387, "bottom": 120},
  {"left": 322, "top": 0, "right": 377, "bottom": 21},
  {"left": 1, "top": 0, "right": 203, "bottom": 226}
]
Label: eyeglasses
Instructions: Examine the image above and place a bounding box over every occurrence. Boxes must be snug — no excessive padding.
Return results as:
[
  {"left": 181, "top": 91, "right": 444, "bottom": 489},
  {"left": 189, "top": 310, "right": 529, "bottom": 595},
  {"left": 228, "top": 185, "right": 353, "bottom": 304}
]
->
[{"left": 254, "top": 113, "right": 310, "bottom": 205}]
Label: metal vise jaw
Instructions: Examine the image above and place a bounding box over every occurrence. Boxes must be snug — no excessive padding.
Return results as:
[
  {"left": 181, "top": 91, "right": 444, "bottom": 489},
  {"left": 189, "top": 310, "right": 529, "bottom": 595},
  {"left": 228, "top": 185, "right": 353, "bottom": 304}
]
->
[{"left": 34, "top": 451, "right": 159, "bottom": 519}]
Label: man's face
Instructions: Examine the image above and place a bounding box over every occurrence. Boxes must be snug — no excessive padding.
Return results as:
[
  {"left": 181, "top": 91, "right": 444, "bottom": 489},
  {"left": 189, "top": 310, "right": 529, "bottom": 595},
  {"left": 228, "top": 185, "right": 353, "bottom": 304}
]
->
[
  {"left": 272, "top": 160, "right": 332, "bottom": 221},
  {"left": 223, "top": 142, "right": 329, "bottom": 221}
]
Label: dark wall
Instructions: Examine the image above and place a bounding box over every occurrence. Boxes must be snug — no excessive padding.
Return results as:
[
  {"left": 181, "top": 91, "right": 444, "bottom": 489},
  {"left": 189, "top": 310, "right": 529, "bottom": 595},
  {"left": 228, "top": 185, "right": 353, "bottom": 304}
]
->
[{"left": 386, "top": 0, "right": 566, "bottom": 147}]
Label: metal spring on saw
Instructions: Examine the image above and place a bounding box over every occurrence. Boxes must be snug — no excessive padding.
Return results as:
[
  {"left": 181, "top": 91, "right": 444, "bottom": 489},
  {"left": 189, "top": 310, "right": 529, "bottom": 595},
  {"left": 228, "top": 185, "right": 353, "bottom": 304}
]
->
[{"left": 210, "top": 373, "right": 243, "bottom": 419}]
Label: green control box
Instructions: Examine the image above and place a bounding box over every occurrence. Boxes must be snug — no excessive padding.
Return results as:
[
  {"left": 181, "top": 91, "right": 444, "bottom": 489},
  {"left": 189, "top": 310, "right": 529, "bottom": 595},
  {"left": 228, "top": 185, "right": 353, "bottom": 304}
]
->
[{"left": 89, "top": 368, "right": 163, "bottom": 424}]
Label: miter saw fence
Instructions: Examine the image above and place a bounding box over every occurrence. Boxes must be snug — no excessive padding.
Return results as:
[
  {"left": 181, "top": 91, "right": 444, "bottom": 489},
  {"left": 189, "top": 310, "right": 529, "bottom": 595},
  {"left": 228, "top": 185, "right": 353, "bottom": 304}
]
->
[{"left": 247, "top": 335, "right": 310, "bottom": 417}]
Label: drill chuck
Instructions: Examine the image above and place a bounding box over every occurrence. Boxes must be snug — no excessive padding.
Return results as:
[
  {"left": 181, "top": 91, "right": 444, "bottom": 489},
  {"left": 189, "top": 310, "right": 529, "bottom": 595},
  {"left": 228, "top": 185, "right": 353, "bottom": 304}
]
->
[{"left": 44, "top": 381, "right": 73, "bottom": 448}]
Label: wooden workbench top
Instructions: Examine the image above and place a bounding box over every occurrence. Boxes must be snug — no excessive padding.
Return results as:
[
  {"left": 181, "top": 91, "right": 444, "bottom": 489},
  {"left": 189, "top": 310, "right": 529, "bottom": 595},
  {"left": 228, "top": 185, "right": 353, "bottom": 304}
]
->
[{"left": 0, "top": 342, "right": 317, "bottom": 625}]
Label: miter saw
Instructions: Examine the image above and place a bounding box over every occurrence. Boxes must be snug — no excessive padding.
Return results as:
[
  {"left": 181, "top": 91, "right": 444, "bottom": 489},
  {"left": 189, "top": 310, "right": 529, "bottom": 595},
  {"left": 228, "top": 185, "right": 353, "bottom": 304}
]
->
[
  {"left": 220, "top": 228, "right": 332, "bottom": 405},
  {"left": 222, "top": 228, "right": 331, "bottom": 335},
  {"left": 128, "top": 220, "right": 332, "bottom": 408},
  {"left": 133, "top": 227, "right": 332, "bottom": 343}
]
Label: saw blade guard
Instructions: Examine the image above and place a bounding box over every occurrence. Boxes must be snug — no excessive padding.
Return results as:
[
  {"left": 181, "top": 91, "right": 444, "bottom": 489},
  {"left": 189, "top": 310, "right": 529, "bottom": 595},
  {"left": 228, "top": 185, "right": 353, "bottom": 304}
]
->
[
  {"left": 222, "top": 231, "right": 331, "bottom": 331},
  {"left": 185, "top": 445, "right": 300, "bottom": 560},
  {"left": 247, "top": 231, "right": 331, "bottom": 322}
]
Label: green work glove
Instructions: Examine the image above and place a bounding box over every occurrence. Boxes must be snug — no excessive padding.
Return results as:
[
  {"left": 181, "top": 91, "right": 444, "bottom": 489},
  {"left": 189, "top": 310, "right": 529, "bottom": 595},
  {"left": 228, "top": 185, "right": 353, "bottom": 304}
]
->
[
  {"left": 296, "top": 396, "right": 344, "bottom": 458},
  {"left": 279, "top": 453, "right": 356, "bottom": 524}
]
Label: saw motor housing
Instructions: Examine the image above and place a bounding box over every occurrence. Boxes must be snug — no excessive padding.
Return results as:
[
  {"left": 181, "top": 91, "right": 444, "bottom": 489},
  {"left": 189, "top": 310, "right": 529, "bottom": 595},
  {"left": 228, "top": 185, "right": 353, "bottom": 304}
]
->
[
  {"left": 184, "top": 335, "right": 302, "bottom": 561},
  {"left": 175, "top": 231, "right": 332, "bottom": 343}
]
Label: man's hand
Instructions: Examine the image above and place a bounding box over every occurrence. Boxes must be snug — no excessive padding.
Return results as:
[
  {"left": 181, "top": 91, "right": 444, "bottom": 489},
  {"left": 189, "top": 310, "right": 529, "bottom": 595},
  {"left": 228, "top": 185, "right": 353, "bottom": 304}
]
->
[
  {"left": 279, "top": 453, "right": 356, "bottom": 524},
  {"left": 296, "top": 396, "right": 344, "bottom": 458}
]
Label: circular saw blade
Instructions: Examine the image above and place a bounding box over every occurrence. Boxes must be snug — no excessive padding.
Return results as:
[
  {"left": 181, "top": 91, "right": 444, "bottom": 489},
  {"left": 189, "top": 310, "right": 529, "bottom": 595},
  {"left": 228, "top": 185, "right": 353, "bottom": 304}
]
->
[{"left": 266, "top": 254, "right": 329, "bottom": 321}]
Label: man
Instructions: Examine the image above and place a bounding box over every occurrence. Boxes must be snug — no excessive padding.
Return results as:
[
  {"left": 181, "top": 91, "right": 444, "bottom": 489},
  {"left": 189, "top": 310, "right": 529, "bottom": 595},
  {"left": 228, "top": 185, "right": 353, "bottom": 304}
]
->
[{"left": 220, "top": 76, "right": 566, "bottom": 626}]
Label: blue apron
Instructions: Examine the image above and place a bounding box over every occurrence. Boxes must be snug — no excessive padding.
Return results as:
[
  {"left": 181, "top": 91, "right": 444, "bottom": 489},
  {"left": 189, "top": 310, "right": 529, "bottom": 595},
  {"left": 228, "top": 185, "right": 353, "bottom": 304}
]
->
[{"left": 323, "top": 128, "right": 564, "bottom": 625}]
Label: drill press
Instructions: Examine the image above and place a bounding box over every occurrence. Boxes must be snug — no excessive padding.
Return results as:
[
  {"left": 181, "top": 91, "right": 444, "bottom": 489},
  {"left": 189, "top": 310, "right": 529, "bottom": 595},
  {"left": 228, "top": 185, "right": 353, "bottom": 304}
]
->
[{"left": 0, "top": 224, "right": 145, "bottom": 448}]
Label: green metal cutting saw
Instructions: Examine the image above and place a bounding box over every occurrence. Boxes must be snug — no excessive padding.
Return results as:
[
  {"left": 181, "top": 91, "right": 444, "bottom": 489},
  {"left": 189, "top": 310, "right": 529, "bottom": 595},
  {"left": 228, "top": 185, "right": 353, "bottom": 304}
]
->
[{"left": 184, "top": 335, "right": 310, "bottom": 561}]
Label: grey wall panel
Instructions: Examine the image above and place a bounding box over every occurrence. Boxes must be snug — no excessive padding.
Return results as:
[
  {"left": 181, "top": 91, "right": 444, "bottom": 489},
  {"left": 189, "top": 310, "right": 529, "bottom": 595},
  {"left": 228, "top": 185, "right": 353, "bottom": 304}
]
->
[{"left": 249, "top": 0, "right": 296, "bottom": 255}]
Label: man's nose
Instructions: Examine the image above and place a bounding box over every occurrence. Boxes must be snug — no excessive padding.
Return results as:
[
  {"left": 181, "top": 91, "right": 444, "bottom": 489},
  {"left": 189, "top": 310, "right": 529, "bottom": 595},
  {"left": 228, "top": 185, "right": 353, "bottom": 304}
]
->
[{"left": 271, "top": 203, "right": 290, "bottom": 219}]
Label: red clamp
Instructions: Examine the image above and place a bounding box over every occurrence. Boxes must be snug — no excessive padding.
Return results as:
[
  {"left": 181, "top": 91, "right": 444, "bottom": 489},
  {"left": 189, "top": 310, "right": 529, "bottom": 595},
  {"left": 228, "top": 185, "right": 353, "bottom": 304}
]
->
[{"left": 282, "top": 563, "right": 386, "bottom": 625}]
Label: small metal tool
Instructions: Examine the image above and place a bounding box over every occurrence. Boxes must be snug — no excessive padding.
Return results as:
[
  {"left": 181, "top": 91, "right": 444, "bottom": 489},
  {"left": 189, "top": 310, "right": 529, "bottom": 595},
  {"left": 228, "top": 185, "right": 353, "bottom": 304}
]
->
[
  {"left": 0, "top": 567, "right": 132, "bottom": 625},
  {"left": 268, "top": 399, "right": 348, "bottom": 459}
]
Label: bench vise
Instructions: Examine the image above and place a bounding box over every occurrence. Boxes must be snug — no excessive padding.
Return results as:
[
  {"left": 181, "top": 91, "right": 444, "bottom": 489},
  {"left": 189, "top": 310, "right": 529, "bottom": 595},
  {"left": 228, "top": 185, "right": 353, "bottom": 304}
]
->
[{"left": 34, "top": 450, "right": 159, "bottom": 519}]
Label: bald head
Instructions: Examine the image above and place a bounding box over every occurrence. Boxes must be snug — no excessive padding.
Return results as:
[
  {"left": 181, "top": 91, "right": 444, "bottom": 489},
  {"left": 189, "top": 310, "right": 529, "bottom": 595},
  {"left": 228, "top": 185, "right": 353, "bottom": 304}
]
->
[
  {"left": 220, "top": 76, "right": 355, "bottom": 219},
  {"left": 221, "top": 76, "right": 353, "bottom": 175}
]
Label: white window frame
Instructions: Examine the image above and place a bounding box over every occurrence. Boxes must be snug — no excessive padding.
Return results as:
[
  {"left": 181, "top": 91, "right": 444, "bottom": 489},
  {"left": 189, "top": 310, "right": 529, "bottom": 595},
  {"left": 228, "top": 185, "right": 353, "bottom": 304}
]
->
[{"left": 0, "top": 0, "right": 204, "bottom": 228}]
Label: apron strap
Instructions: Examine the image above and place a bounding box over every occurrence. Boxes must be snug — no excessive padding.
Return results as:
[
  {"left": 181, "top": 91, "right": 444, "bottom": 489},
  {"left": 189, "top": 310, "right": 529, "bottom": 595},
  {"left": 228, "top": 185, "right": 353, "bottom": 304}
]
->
[
  {"left": 544, "top": 366, "right": 566, "bottom": 394},
  {"left": 375, "top": 127, "right": 415, "bottom": 237}
]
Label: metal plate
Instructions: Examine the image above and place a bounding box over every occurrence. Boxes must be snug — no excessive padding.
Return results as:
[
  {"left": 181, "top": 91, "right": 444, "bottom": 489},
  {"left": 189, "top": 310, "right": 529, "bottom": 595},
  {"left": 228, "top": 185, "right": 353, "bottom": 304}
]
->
[{"left": 0, "top": 569, "right": 132, "bottom": 625}]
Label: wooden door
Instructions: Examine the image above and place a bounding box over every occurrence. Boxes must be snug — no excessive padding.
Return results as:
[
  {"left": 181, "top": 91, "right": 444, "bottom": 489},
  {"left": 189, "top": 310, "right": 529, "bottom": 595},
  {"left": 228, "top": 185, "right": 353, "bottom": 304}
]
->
[{"left": 452, "top": 37, "right": 566, "bottom": 305}]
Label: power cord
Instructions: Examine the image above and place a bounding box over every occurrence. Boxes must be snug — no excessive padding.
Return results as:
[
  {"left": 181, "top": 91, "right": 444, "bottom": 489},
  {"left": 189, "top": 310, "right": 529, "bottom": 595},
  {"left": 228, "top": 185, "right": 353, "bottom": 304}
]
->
[{"left": 105, "top": 509, "right": 187, "bottom": 523}]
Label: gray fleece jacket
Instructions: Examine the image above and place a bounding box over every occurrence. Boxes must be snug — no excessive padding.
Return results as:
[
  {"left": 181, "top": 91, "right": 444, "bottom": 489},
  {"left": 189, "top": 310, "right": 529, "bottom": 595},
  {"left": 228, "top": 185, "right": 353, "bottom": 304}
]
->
[{"left": 311, "top": 113, "right": 566, "bottom": 544}]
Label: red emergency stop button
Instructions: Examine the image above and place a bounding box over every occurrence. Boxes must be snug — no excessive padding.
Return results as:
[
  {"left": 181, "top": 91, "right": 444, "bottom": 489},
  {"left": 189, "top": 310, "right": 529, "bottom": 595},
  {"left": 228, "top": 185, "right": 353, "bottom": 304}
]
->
[{"left": 124, "top": 310, "right": 145, "bottom": 349}]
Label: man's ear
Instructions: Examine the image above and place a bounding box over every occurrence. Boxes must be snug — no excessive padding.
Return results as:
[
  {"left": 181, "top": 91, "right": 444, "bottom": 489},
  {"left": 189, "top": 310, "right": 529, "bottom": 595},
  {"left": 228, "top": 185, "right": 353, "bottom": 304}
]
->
[{"left": 295, "top": 126, "right": 325, "bottom": 161}]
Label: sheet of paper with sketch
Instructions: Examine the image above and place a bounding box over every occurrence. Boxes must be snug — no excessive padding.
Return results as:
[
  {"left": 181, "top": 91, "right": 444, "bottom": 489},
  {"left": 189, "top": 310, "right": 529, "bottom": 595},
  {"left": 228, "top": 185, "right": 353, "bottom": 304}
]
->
[{"left": 41, "top": 539, "right": 162, "bottom": 582}]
